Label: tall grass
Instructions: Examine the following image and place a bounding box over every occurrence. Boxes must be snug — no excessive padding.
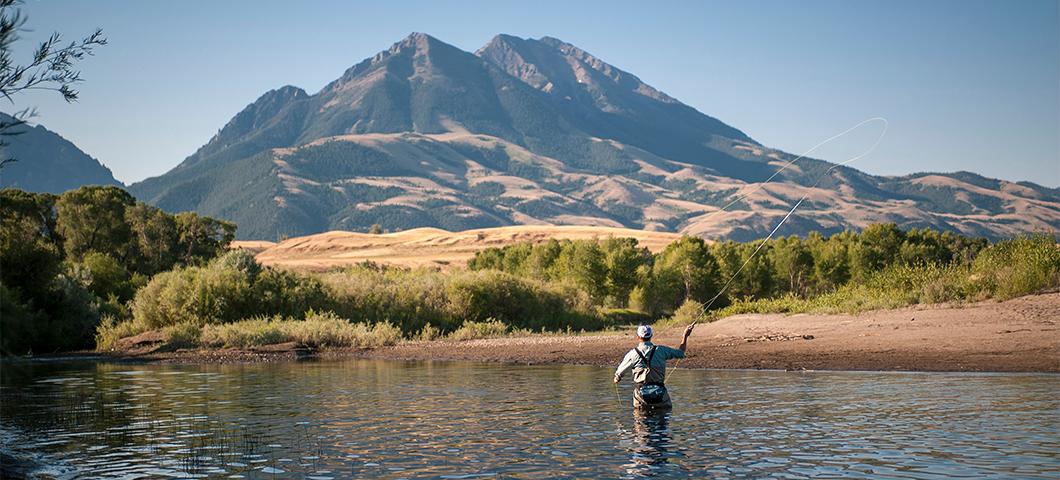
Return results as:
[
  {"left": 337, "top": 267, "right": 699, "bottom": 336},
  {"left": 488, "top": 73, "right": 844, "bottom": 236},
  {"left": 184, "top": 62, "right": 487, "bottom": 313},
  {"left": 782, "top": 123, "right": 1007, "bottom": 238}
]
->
[
  {"left": 95, "top": 315, "right": 150, "bottom": 351},
  {"left": 200, "top": 312, "right": 402, "bottom": 349}
]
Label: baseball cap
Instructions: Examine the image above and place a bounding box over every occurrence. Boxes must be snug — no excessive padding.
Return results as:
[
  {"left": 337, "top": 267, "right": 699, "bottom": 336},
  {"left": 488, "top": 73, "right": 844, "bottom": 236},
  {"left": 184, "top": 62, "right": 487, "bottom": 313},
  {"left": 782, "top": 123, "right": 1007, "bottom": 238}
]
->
[{"left": 636, "top": 325, "right": 653, "bottom": 339}]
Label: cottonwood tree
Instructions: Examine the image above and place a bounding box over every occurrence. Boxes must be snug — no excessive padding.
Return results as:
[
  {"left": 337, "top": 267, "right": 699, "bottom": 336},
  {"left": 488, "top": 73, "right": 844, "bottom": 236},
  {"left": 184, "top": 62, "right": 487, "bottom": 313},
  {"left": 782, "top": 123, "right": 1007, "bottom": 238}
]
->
[
  {"left": 0, "top": 0, "right": 106, "bottom": 168},
  {"left": 651, "top": 236, "right": 723, "bottom": 312}
]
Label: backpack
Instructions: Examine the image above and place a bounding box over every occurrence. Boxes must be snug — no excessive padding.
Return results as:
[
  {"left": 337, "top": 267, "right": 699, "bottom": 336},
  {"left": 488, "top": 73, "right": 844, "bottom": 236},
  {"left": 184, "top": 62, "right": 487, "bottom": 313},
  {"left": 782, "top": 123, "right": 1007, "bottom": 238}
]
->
[{"left": 632, "top": 346, "right": 668, "bottom": 404}]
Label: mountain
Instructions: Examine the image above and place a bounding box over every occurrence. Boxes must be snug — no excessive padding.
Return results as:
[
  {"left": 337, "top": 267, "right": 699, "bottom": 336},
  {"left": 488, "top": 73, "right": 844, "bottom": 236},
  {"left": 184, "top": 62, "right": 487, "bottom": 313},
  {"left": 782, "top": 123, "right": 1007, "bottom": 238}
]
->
[
  {"left": 129, "top": 33, "right": 1060, "bottom": 241},
  {"left": 0, "top": 112, "right": 122, "bottom": 193}
]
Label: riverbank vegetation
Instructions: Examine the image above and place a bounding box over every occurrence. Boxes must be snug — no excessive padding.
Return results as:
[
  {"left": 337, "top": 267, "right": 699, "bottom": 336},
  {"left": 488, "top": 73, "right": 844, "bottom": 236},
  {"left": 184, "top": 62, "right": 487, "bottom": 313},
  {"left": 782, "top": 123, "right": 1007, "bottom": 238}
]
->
[
  {"left": 3, "top": 186, "right": 1058, "bottom": 355},
  {"left": 1, "top": 187, "right": 233, "bottom": 354}
]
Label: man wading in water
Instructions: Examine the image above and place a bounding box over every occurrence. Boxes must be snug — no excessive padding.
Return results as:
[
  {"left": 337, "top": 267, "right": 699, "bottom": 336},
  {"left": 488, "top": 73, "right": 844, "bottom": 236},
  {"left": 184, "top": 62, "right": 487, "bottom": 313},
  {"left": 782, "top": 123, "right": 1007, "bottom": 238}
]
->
[{"left": 613, "top": 323, "right": 696, "bottom": 410}]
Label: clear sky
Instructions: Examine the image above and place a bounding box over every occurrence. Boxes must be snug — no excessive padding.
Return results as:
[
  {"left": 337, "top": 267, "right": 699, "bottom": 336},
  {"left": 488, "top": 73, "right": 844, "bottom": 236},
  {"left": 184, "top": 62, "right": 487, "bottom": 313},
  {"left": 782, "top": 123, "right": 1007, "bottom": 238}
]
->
[{"left": 10, "top": 0, "right": 1059, "bottom": 186}]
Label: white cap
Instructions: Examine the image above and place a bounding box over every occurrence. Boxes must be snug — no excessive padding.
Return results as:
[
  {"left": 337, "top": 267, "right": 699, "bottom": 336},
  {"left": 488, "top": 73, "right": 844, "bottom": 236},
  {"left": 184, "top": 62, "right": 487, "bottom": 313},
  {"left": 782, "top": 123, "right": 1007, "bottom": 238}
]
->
[{"left": 637, "top": 325, "right": 653, "bottom": 339}]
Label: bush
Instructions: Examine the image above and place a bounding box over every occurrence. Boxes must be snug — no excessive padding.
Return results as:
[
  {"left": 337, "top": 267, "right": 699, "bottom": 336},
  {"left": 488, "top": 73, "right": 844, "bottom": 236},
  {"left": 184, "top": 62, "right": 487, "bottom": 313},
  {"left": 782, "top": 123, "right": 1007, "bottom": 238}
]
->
[
  {"left": 131, "top": 254, "right": 328, "bottom": 329},
  {"left": 969, "top": 235, "right": 1060, "bottom": 299},
  {"left": 199, "top": 312, "right": 402, "bottom": 349},
  {"left": 414, "top": 324, "right": 443, "bottom": 341},
  {"left": 320, "top": 266, "right": 454, "bottom": 333},
  {"left": 161, "top": 321, "right": 202, "bottom": 350},
  {"left": 130, "top": 263, "right": 254, "bottom": 328},
  {"left": 447, "top": 319, "right": 509, "bottom": 341},
  {"left": 669, "top": 299, "right": 711, "bottom": 326},
  {"left": 94, "top": 316, "right": 150, "bottom": 352}
]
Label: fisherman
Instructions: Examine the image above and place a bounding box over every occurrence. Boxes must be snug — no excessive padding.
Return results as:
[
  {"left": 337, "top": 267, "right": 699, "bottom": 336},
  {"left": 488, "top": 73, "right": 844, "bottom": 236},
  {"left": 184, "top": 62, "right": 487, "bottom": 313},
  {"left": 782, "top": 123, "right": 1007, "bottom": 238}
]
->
[{"left": 613, "top": 323, "right": 696, "bottom": 410}]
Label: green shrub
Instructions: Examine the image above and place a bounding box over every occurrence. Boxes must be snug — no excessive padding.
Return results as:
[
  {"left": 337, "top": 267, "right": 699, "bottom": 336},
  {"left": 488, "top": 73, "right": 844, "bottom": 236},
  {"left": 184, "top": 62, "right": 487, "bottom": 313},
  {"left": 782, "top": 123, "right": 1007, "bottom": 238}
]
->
[
  {"left": 414, "top": 324, "right": 443, "bottom": 341},
  {"left": 130, "top": 263, "right": 253, "bottom": 328},
  {"left": 131, "top": 254, "right": 328, "bottom": 329},
  {"left": 969, "top": 235, "right": 1060, "bottom": 299},
  {"left": 319, "top": 266, "right": 453, "bottom": 334},
  {"left": 285, "top": 311, "right": 401, "bottom": 348},
  {"left": 447, "top": 319, "right": 509, "bottom": 341},
  {"left": 200, "top": 318, "right": 286, "bottom": 348},
  {"left": 94, "top": 316, "right": 151, "bottom": 352},
  {"left": 161, "top": 321, "right": 202, "bottom": 350},
  {"left": 199, "top": 312, "right": 402, "bottom": 349},
  {"left": 716, "top": 236, "right": 1060, "bottom": 319},
  {"left": 667, "top": 299, "right": 711, "bottom": 326}
]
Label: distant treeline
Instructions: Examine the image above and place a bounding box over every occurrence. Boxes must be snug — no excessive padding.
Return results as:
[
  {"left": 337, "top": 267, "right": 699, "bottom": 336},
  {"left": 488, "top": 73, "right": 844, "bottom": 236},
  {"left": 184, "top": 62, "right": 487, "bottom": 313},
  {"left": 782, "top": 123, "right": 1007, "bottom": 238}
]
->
[
  {"left": 1, "top": 186, "right": 234, "bottom": 354},
  {"left": 467, "top": 224, "right": 991, "bottom": 315},
  {"left": 3, "top": 186, "right": 1058, "bottom": 355}
]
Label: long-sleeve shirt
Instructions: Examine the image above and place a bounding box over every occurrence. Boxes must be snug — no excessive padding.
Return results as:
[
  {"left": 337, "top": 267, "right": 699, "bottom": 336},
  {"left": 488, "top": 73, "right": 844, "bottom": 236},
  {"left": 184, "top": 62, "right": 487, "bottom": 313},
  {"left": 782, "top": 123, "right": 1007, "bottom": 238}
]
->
[{"left": 614, "top": 341, "right": 685, "bottom": 385}]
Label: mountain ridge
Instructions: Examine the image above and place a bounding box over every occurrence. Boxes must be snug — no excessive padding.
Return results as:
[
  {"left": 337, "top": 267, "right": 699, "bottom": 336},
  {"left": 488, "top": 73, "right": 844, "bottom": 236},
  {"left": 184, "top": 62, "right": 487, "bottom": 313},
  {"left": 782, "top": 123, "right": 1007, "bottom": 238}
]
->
[
  {"left": 0, "top": 112, "right": 122, "bottom": 193},
  {"left": 127, "top": 33, "right": 1060, "bottom": 241}
]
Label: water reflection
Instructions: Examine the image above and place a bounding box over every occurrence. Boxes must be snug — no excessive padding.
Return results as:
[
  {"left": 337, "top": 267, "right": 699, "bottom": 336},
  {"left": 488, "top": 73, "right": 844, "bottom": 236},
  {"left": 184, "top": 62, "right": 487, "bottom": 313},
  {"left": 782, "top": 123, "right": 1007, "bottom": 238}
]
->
[
  {"left": 622, "top": 410, "right": 683, "bottom": 478},
  {"left": 0, "top": 359, "right": 1057, "bottom": 479}
]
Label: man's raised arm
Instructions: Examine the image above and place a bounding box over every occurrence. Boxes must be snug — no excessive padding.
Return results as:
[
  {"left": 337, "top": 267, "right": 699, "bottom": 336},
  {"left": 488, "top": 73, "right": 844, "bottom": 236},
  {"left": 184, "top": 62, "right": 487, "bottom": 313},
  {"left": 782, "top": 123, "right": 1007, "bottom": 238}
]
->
[{"left": 677, "top": 323, "right": 696, "bottom": 353}]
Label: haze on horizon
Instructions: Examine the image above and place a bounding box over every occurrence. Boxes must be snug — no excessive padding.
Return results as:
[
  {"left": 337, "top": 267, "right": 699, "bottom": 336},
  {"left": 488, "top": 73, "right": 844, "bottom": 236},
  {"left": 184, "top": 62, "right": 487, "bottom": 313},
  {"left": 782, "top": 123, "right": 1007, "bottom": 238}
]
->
[{"left": 8, "top": 0, "right": 1059, "bottom": 187}]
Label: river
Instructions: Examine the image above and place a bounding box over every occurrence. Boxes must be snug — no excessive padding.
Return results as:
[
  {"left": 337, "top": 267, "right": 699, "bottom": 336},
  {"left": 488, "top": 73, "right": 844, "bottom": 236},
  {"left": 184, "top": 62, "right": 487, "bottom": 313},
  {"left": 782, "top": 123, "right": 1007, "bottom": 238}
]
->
[{"left": 1, "top": 359, "right": 1056, "bottom": 478}]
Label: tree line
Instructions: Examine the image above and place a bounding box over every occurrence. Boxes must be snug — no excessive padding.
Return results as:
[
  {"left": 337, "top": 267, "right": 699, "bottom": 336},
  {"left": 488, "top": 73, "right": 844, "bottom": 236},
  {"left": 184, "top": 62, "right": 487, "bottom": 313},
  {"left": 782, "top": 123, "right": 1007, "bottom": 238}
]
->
[
  {"left": 468, "top": 224, "right": 990, "bottom": 315},
  {"left": 5, "top": 183, "right": 1055, "bottom": 355}
]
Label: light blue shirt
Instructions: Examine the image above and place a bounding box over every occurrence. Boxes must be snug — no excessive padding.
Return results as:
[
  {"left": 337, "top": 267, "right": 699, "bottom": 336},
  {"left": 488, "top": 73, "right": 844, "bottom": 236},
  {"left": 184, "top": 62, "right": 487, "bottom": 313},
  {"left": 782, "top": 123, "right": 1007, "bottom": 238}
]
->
[{"left": 614, "top": 341, "right": 684, "bottom": 384}]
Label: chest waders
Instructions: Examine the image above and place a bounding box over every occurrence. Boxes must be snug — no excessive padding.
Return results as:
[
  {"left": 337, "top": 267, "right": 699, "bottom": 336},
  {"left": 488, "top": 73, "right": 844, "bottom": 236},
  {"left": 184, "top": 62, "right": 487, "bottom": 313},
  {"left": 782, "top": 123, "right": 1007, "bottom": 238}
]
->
[{"left": 633, "top": 346, "right": 668, "bottom": 406}]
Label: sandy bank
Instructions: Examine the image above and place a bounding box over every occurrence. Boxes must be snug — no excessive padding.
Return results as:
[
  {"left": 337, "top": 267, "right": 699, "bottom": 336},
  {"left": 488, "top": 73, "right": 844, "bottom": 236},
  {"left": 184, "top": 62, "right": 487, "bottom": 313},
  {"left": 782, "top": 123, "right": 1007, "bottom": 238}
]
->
[{"left": 100, "top": 293, "right": 1060, "bottom": 373}]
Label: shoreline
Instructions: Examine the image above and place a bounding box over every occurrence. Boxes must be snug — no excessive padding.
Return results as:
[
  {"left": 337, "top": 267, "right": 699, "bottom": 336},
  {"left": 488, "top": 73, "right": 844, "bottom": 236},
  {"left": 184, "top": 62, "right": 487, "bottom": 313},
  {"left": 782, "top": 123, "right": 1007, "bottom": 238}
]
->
[{"left": 33, "top": 292, "right": 1059, "bottom": 373}]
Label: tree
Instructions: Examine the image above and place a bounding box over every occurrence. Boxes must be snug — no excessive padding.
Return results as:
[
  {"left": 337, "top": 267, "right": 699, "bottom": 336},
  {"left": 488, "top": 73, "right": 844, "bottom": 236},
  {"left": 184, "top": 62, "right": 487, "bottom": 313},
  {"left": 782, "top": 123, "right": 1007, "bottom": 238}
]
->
[
  {"left": 851, "top": 223, "right": 905, "bottom": 280},
  {"left": 526, "top": 239, "right": 562, "bottom": 279},
  {"left": 771, "top": 235, "right": 814, "bottom": 295},
  {"left": 0, "top": 189, "right": 60, "bottom": 296},
  {"left": 553, "top": 240, "right": 607, "bottom": 301},
  {"left": 0, "top": 0, "right": 106, "bottom": 168},
  {"left": 714, "top": 240, "right": 774, "bottom": 300},
  {"left": 600, "top": 237, "right": 651, "bottom": 307},
  {"left": 651, "top": 236, "right": 723, "bottom": 312},
  {"left": 125, "top": 203, "right": 178, "bottom": 275},
  {"left": 77, "top": 251, "right": 134, "bottom": 301},
  {"left": 174, "top": 212, "right": 236, "bottom": 265},
  {"left": 809, "top": 231, "right": 852, "bottom": 292},
  {"left": 368, "top": 223, "right": 383, "bottom": 234},
  {"left": 55, "top": 185, "right": 136, "bottom": 262}
]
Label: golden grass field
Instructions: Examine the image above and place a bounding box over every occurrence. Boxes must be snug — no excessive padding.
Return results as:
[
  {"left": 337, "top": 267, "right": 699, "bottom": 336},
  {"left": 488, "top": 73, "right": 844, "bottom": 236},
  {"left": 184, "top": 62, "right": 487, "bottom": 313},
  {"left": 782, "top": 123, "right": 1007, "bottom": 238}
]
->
[{"left": 232, "top": 225, "right": 685, "bottom": 270}]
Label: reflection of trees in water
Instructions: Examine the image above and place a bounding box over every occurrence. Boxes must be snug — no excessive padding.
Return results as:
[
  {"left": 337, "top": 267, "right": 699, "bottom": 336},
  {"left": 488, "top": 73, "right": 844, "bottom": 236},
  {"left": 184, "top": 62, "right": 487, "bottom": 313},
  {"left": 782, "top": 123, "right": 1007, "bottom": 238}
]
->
[
  {"left": 0, "top": 361, "right": 334, "bottom": 477},
  {"left": 621, "top": 409, "right": 687, "bottom": 478}
]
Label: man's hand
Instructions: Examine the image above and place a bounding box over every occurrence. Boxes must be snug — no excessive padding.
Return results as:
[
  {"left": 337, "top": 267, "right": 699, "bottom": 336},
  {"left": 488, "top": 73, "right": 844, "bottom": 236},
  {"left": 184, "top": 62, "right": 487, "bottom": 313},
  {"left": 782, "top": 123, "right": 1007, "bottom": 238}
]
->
[
  {"left": 613, "top": 375, "right": 621, "bottom": 384},
  {"left": 683, "top": 322, "right": 697, "bottom": 339},
  {"left": 677, "top": 322, "right": 696, "bottom": 353}
]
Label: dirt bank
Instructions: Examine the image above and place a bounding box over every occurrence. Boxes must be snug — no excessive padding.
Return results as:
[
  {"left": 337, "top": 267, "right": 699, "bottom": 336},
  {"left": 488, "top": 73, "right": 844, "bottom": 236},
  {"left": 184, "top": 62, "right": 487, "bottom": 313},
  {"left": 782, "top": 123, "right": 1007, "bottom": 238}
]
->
[
  {"left": 362, "top": 293, "right": 1060, "bottom": 372},
  {"left": 102, "top": 293, "right": 1060, "bottom": 372}
]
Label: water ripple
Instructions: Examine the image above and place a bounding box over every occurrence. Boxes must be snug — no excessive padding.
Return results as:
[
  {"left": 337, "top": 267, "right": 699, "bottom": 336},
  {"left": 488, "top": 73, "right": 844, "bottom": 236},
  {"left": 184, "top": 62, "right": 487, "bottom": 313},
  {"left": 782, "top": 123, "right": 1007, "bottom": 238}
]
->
[{"left": 1, "top": 360, "right": 1057, "bottom": 479}]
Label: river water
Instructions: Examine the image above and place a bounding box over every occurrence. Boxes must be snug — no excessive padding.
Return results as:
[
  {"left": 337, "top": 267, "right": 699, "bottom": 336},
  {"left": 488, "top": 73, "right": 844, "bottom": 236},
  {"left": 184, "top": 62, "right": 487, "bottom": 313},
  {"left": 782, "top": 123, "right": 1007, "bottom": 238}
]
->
[{"left": 1, "top": 359, "right": 1057, "bottom": 479}]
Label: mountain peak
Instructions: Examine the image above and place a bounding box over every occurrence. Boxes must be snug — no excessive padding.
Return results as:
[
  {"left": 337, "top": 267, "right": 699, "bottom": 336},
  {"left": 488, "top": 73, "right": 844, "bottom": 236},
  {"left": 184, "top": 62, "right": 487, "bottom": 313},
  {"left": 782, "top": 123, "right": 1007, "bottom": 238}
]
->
[
  {"left": 330, "top": 32, "right": 468, "bottom": 88},
  {"left": 390, "top": 32, "right": 442, "bottom": 54},
  {"left": 127, "top": 32, "right": 1059, "bottom": 242},
  {"left": 477, "top": 34, "right": 679, "bottom": 108}
]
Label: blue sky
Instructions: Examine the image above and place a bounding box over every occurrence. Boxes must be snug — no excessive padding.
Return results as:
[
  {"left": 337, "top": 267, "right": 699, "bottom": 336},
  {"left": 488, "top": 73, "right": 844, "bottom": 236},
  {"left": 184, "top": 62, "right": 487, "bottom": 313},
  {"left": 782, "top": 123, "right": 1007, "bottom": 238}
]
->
[{"left": 10, "top": 0, "right": 1059, "bottom": 186}]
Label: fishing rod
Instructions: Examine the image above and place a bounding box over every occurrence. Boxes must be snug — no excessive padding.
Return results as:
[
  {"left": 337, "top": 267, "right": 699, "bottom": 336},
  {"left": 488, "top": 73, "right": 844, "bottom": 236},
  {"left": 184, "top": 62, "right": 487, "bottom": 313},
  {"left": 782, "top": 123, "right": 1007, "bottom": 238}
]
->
[{"left": 664, "top": 117, "right": 889, "bottom": 383}]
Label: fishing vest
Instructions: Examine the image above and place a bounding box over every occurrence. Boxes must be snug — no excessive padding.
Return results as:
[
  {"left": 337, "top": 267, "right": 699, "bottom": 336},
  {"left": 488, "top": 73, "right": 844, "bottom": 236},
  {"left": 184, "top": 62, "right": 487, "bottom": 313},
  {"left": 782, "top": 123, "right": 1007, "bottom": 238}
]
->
[{"left": 631, "top": 346, "right": 665, "bottom": 386}]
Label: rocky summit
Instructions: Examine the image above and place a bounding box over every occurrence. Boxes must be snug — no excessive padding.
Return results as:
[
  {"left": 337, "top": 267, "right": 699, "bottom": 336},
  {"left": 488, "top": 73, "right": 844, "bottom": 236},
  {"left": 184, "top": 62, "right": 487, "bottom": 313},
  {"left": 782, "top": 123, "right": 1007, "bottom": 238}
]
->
[{"left": 127, "top": 33, "right": 1060, "bottom": 240}]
